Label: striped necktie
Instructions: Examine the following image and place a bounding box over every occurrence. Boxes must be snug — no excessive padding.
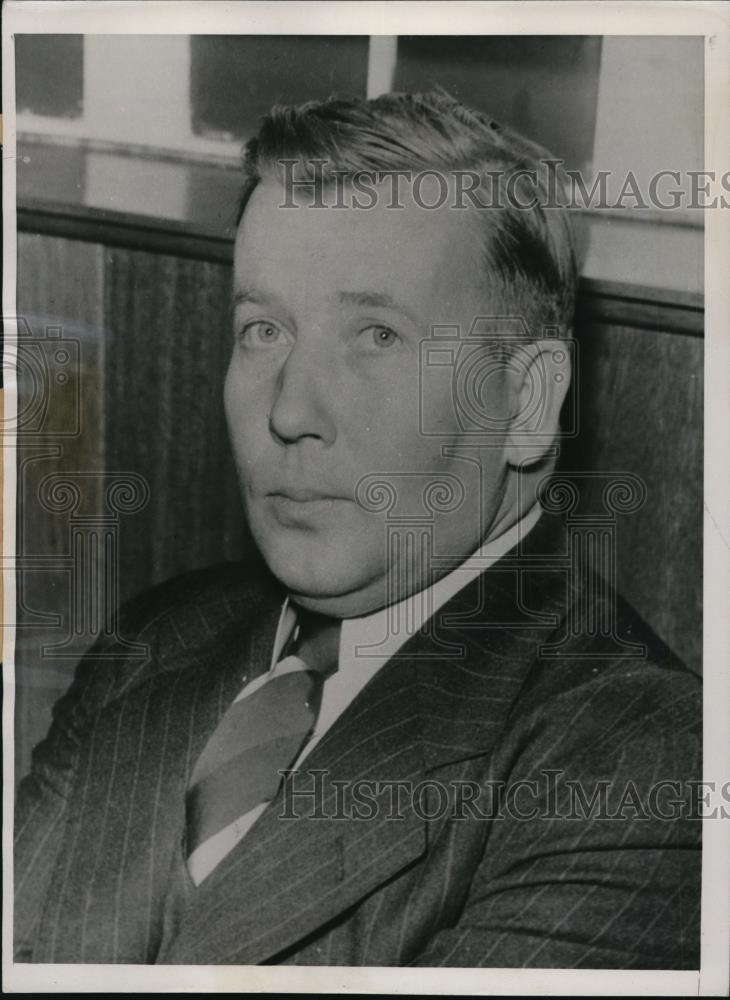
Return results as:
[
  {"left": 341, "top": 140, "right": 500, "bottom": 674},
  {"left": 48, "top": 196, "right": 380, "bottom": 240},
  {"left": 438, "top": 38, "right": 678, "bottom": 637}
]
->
[{"left": 185, "top": 610, "right": 340, "bottom": 858}]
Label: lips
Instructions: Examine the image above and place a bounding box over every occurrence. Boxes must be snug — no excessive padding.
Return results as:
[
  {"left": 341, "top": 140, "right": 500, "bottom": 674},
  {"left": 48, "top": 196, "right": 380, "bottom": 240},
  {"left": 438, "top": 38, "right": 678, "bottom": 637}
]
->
[
  {"left": 269, "top": 487, "right": 349, "bottom": 502},
  {"left": 266, "top": 489, "right": 350, "bottom": 526}
]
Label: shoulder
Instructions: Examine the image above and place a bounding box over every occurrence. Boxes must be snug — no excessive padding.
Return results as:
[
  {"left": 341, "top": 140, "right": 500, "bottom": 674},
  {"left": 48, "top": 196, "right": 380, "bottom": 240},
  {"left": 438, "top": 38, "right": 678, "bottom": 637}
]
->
[
  {"left": 69, "top": 557, "right": 284, "bottom": 711},
  {"left": 491, "top": 509, "right": 702, "bottom": 769},
  {"left": 506, "top": 583, "right": 701, "bottom": 772},
  {"left": 115, "top": 556, "right": 279, "bottom": 645},
  {"left": 17, "top": 558, "right": 283, "bottom": 818},
  {"left": 511, "top": 511, "right": 700, "bottom": 725}
]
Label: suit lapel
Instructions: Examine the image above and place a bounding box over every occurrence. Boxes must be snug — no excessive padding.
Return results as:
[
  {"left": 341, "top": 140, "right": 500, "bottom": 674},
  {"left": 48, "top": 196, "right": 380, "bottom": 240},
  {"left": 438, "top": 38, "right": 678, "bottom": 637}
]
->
[
  {"left": 161, "top": 514, "right": 571, "bottom": 965},
  {"left": 159, "top": 649, "right": 428, "bottom": 964}
]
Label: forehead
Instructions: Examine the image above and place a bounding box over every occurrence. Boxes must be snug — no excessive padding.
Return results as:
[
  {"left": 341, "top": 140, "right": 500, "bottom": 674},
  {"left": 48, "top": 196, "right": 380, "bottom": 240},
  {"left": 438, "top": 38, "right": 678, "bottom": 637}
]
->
[{"left": 233, "top": 178, "right": 485, "bottom": 313}]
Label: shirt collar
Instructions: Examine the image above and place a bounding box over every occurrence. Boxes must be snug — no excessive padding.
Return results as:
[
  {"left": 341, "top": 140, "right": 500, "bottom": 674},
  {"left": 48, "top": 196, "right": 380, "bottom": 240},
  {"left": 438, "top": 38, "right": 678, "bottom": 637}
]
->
[{"left": 271, "top": 502, "right": 543, "bottom": 670}]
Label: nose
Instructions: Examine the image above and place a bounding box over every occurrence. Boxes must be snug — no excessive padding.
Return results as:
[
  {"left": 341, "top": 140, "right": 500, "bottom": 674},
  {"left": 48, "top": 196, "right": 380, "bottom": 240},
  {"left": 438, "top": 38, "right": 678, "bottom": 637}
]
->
[{"left": 268, "top": 341, "right": 337, "bottom": 446}]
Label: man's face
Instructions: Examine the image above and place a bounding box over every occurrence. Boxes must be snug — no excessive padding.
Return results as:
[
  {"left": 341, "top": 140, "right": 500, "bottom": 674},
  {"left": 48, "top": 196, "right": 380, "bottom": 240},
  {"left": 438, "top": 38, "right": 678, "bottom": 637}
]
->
[{"left": 225, "top": 178, "right": 514, "bottom": 616}]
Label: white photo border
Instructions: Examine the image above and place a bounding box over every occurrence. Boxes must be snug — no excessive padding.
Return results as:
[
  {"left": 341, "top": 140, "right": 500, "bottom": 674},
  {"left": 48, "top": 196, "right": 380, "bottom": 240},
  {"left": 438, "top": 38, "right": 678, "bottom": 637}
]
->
[{"left": 3, "top": 2, "right": 728, "bottom": 994}]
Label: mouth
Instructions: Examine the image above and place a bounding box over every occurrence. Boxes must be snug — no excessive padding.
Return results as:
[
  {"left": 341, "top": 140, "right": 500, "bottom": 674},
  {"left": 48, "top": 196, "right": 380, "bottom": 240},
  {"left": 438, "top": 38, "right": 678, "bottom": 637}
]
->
[
  {"left": 269, "top": 488, "right": 347, "bottom": 503},
  {"left": 265, "top": 488, "right": 351, "bottom": 523}
]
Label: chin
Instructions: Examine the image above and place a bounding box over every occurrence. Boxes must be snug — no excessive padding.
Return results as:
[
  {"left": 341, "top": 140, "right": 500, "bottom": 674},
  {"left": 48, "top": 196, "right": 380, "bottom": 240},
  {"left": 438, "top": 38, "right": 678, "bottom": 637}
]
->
[{"left": 253, "top": 529, "right": 387, "bottom": 617}]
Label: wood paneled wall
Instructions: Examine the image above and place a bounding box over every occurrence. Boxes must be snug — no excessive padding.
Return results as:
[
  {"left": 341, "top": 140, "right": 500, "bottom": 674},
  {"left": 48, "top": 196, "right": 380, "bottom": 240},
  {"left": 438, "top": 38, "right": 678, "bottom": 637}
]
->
[
  {"left": 560, "top": 321, "right": 702, "bottom": 672},
  {"left": 15, "top": 234, "right": 108, "bottom": 781},
  {"left": 104, "top": 247, "right": 250, "bottom": 602},
  {"left": 14, "top": 224, "right": 703, "bottom": 782}
]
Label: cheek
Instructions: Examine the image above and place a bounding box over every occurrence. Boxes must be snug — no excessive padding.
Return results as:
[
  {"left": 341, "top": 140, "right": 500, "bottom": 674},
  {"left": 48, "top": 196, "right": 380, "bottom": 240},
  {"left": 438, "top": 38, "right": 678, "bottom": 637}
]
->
[
  {"left": 223, "top": 356, "right": 249, "bottom": 420},
  {"left": 224, "top": 368, "right": 267, "bottom": 470},
  {"left": 223, "top": 371, "right": 245, "bottom": 444},
  {"left": 347, "top": 369, "right": 425, "bottom": 452}
]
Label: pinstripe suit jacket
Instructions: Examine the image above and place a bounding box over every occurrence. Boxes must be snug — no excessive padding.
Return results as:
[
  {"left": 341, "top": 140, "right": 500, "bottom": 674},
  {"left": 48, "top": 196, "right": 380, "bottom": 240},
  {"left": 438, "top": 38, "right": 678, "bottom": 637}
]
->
[{"left": 14, "top": 513, "right": 701, "bottom": 967}]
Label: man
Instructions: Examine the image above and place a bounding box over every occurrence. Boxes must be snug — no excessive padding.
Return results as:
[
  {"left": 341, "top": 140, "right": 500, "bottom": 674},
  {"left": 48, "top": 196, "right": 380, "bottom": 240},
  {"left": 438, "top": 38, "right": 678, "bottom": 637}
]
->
[{"left": 14, "top": 92, "right": 701, "bottom": 967}]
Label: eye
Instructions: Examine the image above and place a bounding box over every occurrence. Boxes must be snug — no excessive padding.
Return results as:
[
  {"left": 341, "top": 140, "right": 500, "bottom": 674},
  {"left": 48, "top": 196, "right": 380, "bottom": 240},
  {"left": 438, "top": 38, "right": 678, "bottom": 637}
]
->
[
  {"left": 362, "top": 325, "right": 400, "bottom": 350},
  {"left": 237, "top": 320, "right": 286, "bottom": 348}
]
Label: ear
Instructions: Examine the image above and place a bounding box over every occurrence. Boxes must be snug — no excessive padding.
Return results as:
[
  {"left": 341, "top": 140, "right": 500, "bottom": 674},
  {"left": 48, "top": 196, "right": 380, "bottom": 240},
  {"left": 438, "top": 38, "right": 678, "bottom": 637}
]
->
[{"left": 503, "top": 339, "right": 571, "bottom": 467}]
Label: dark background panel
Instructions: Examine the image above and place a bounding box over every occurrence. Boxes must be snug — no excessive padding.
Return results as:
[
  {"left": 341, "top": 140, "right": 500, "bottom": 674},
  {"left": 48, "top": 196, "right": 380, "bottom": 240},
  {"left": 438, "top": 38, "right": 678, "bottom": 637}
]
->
[
  {"left": 191, "top": 35, "right": 370, "bottom": 140},
  {"left": 394, "top": 36, "right": 602, "bottom": 169},
  {"left": 15, "top": 34, "right": 84, "bottom": 118}
]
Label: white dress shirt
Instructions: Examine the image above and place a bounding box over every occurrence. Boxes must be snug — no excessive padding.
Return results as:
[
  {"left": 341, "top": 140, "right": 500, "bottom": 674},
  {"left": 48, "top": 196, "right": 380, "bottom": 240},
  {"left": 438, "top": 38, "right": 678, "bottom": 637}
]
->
[{"left": 187, "top": 503, "right": 542, "bottom": 884}]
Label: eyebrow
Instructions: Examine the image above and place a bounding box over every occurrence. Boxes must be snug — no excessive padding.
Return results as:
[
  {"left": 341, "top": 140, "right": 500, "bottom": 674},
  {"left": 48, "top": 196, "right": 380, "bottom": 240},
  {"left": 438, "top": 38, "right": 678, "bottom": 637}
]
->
[
  {"left": 232, "top": 287, "right": 268, "bottom": 308},
  {"left": 231, "top": 287, "right": 423, "bottom": 328},
  {"left": 231, "top": 286, "right": 294, "bottom": 325},
  {"left": 338, "top": 290, "right": 422, "bottom": 327}
]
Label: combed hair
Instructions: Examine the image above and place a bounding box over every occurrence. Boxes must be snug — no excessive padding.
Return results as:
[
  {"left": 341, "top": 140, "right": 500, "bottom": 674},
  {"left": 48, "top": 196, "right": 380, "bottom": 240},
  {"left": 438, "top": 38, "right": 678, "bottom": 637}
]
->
[{"left": 237, "top": 91, "right": 578, "bottom": 339}]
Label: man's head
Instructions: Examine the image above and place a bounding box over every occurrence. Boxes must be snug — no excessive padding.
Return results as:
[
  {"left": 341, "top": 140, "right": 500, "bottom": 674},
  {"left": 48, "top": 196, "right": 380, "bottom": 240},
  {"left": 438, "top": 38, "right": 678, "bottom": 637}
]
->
[{"left": 224, "top": 91, "right": 577, "bottom": 617}]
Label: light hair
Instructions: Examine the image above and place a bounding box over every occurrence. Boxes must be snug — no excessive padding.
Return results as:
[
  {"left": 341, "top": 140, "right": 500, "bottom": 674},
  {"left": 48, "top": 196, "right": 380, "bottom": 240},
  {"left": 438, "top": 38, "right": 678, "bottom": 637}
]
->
[{"left": 237, "top": 91, "right": 578, "bottom": 339}]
